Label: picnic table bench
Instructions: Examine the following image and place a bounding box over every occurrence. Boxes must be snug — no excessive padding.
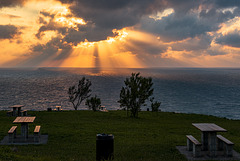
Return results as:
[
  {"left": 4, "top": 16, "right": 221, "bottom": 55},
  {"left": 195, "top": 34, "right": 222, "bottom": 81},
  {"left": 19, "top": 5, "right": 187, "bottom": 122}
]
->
[
  {"left": 8, "top": 126, "right": 17, "bottom": 143},
  {"left": 20, "top": 110, "right": 28, "bottom": 116},
  {"left": 186, "top": 135, "right": 202, "bottom": 157},
  {"left": 7, "top": 111, "right": 13, "bottom": 116},
  {"left": 34, "top": 125, "right": 41, "bottom": 142},
  {"left": 217, "top": 135, "right": 234, "bottom": 156}
]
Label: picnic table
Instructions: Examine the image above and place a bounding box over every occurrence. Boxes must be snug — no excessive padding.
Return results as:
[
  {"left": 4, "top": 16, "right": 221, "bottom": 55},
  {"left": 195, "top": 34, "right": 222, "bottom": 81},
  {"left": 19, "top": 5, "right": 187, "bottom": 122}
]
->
[
  {"left": 55, "top": 106, "right": 61, "bottom": 111},
  {"left": 192, "top": 123, "right": 227, "bottom": 157},
  {"left": 9, "top": 105, "right": 24, "bottom": 116},
  {"left": 13, "top": 117, "right": 36, "bottom": 140}
]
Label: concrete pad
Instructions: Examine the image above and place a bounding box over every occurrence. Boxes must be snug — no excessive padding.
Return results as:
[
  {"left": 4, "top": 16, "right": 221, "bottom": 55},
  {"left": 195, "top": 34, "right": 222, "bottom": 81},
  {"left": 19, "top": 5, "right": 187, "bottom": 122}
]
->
[
  {"left": 176, "top": 146, "right": 240, "bottom": 161},
  {"left": 0, "top": 135, "right": 48, "bottom": 145}
]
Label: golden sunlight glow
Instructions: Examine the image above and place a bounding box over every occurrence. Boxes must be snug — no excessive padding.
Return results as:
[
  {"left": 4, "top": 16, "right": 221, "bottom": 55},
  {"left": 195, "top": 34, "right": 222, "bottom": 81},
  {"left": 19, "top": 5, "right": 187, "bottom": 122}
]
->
[
  {"left": 217, "top": 17, "right": 240, "bottom": 35},
  {"left": 42, "top": 3, "right": 87, "bottom": 30},
  {"left": 0, "top": 0, "right": 239, "bottom": 68},
  {"left": 41, "top": 31, "right": 58, "bottom": 42},
  {"left": 74, "top": 28, "right": 129, "bottom": 48},
  {"left": 55, "top": 17, "right": 86, "bottom": 29},
  {"left": 45, "top": 4, "right": 70, "bottom": 16},
  {"left": 58, "top": 28, "right": 143, "bottom": 68}
]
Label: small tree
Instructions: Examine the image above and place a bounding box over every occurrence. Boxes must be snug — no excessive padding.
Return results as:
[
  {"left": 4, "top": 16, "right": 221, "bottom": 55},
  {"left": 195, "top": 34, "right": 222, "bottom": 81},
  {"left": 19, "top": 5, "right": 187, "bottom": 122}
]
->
[
  {"left": 68, "top": 77, "right": 92, "bottom": 110},
  {"left": 118, "top": 73, "right": 154, "bottom": 117},
  {"left": 85, "top": 95, "right": 101, "bottom": 111},
  {"left": 151, "top": 101, "right": 161, "bottom": 112},
  {"left": 150, "top": 97, "right": 161, "bottom": 112}
]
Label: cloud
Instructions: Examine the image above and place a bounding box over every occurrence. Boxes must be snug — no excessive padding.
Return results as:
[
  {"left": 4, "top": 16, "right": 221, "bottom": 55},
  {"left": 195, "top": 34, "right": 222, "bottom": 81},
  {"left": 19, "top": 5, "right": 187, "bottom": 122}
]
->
[
  {"left": 208, "top": 0, "right": 240, "bottom": 8},
  {"left": 0, "top": 0, "right": 25, "bottom": 8},
  {"left": 0, "top": 25, "right": 21, "bottom": 39},
  {"left": 3, "top": 0, "right": 240, "bottom": 67},
  {"left": 32, "top": 36, "right": 72, "bottom": 54},
  {"left": 124, "top": 39, "right": 167, "bottom": 56},
  {"left": 206, "top": 49, "right": 227, "bottom": 56},
  {"left": 140, "top": 0, "right": 240, "bottom": 42},
  {"left": 171, "top": 35, "right": 213, "bottom": 51},
  {"left": 55, "top": 0, "right": 156, "bottom": 42},
  {"left": 39, "top": 0, "right": 240, "bottom": 47},
  {"left": 215, "top": 30, "right": 240, "bottom": 48},
  {"left": 140, "top": 13, "right": 218, "bottom": 42}
]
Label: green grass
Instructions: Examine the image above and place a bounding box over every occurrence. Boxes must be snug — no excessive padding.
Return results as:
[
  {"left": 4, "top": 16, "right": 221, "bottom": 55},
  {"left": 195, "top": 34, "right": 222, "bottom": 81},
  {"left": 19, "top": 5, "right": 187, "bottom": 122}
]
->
[{"left": 0, "top": 110, "right": 239, "bottom": 161}]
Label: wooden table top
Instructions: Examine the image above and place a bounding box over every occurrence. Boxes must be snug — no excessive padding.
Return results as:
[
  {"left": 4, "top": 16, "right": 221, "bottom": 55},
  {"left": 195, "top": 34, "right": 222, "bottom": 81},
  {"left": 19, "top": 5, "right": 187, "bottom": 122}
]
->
[
  {"left": 192, "top": 123, "right": 227, "bottom": 132},
  {"left": 9, "top": 105, "right": 24, "bottom": 108},
  {"left": 13, "top": 117, "right": 36, "bottom": 123}
]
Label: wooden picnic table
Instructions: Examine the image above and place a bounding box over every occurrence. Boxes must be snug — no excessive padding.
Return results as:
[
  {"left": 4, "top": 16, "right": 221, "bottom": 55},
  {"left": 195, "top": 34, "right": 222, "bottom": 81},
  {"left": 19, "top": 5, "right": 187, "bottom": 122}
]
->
[
  {"left": 192, "top": 123, "right": 227, "bottom": 157},
  {"left": 56, "top": 106, "right": 61, "bottom": 111},
  {"left": 9, "top": 105, "right": 24, "bottom": 116},
  {"left": 13, "top": 117, "right": 36, "bottom": 140}
]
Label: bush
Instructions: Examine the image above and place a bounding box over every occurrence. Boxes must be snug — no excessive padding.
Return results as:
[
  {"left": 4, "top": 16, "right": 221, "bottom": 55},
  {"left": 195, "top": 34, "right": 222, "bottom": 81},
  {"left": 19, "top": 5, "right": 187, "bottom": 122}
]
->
[
  {"left": 151, "top": 101, "right": 161, "bottom": 112},
  {"left": 85, "top": 95, "right": 101, "bottom": 111}
]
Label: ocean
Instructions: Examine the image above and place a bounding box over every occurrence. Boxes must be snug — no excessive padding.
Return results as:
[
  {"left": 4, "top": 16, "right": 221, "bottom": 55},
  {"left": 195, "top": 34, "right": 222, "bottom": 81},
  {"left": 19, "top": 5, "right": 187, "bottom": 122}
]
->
[{"left": 0, "top": 67, "right": 240, "bottom": 120}]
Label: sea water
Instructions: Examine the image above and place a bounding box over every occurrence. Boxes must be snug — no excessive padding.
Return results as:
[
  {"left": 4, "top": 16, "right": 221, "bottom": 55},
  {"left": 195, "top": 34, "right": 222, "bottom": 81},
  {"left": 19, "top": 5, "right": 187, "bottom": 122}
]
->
[{"left": 0, "top": 67, "right": 240, "bottom": 120}]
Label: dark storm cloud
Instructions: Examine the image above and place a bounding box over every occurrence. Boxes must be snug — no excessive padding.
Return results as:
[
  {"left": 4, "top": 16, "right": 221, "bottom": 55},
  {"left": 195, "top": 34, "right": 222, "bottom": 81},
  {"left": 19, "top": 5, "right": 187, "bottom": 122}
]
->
[
  {"left": 140, "top": 14, "right": 216, "bottom": 42},
  {"left": 54, "top": 0, "right": 156, "bottom": 42},
  {"left": 215, "top": 31, "right": 240, "bottom": 48},
  {"left": 33, "top": 36, "right": 72, "bottom": 54},
  {"left": 199, "top": 8, "right": 236, "bottom": 23},
  {"left": 69, "top": 0, "right": 155, "bottom": 29},
  {"left": 207, "top": 49, "right": 227, "bottom": 56},
  {"left": 165, "top": 0, "right": 240, "bottom": 13},
  {"left": 64, "top": 0, "right": 132, "bottom": 10},
  {"left": 0, "top": 25, "right": 20, "bottom": 39},
  {"left": 56, "top": 0, "right": 240, "bottom": 44},
  {"left": 30, "top": 36, "right": 72, "bottom": 65},
  {"left": 0, "top": 0, "right": 25, "bottom": 8},
  {"left": 140, "top": 0, "right": 240, "bottom": 44},
  {"left": 36, "top": 20, "right": 68, "bottom": 39},
  {"left": 171, "top": 35, "right": 212, "bottom": 51},
  {"left": 34, "top": 0, "right": 240, "bottom": 57},
  {"left": 124, "top": 39, "right": 167, "bottom": 55},
  {"left": 159, "top": 0, "right": 200, "bottom": 14},
  {"left": 206, "top": 0, "right": 240, "bottom": 8}
]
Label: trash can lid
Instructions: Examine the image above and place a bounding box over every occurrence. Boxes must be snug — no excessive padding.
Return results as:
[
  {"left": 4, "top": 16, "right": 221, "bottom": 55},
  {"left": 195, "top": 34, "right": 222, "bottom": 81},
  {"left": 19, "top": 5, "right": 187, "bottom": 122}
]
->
[{"left": 96, "top": 133, "right": 114, "bottom": 140}]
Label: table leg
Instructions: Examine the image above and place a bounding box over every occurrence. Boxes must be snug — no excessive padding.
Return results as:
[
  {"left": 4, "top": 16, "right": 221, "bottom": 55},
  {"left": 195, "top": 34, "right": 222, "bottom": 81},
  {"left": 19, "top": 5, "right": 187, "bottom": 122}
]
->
[
  {"left": 13, "top": 107, "right": 17, "bottom": 116},
  {"left": 208, "top": 132, "right": 217, "bottom": 157},
  {"left": 21, "top": 123, "right": 29, "bottom": 140},
  {"left": 201, "top": 132, "right": 208, "bottom": 151},
  {"left": 18, "top": 107, "right": 21, "bottom": 116}
]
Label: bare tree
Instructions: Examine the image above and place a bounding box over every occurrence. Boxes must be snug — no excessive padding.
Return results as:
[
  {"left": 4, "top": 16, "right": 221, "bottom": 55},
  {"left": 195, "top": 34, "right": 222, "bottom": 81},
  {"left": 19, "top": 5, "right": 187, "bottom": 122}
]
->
[{"left": 68, "top": 77, "right": 92, "bottom": 110}]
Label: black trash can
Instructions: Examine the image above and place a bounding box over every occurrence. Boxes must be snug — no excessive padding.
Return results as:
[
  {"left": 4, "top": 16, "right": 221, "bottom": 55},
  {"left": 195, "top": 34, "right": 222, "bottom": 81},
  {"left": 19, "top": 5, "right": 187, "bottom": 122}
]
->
[{"left": 96, "top": 133, "right": 114, "bottom": 161}]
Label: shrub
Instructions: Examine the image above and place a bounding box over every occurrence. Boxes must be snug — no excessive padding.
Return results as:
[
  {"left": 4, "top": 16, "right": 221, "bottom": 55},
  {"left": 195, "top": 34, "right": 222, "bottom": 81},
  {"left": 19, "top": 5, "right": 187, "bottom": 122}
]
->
[{"left": 85, "top": 95, "right": 101, "bottom": 111}]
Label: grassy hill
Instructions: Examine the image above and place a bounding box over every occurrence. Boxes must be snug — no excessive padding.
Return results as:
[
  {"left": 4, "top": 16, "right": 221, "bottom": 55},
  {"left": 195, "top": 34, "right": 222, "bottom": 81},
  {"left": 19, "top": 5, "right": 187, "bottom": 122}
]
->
[{"left": 0, "top": 110, "right": 239, "bottom": 161}]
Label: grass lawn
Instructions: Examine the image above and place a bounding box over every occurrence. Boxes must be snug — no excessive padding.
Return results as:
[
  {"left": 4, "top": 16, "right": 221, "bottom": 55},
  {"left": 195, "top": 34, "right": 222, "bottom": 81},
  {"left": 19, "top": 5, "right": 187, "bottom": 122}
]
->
[{"left": 0, "top": 110, "right": 239, "bottom": 161}]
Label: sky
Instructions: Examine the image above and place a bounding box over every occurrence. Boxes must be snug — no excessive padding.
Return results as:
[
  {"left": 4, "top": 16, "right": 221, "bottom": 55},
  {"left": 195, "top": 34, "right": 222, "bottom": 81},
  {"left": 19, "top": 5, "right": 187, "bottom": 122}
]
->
[{"left": 0, "top": 0, "right": 240, "bottom": 68}]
